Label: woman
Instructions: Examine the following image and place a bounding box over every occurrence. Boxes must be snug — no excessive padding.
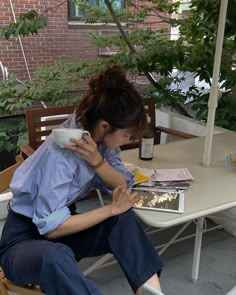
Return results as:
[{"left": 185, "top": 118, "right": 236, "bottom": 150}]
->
[{"left": 0, "top": 65, "right": 164, "bottom": 295}]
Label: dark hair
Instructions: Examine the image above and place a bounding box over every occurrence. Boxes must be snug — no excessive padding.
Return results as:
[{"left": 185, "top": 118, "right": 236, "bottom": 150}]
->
[{"left": 76, "top": 65, "right": 146, "bottom": 138}]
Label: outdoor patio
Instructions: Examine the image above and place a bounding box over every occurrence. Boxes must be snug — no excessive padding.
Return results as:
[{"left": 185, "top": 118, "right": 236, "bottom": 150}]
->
[
  {"left": 0, "top": 2, "right": 235, "bottom": 295},
  {"left": 1, "top": 212, "right": 236, "bottom": 295}
]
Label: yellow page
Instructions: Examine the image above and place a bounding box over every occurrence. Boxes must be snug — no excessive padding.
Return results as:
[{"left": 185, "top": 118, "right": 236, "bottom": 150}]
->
[{"left": 133, "top": 171, "right": 151, "bottom": 185}]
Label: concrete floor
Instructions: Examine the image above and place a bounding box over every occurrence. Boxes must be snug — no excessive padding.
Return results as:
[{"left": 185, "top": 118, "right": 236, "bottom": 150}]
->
[
  {"left": 79, "top": 223, "right": 236, "bottom": 295},
  {"left": 1, "top": 216, "right": 236, "bottom": 295}
]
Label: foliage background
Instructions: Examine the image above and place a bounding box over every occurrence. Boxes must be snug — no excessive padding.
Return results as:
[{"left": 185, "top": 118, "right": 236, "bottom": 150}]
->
[{"left": 0, "top": 0, "right": 236, "bottom": 156}]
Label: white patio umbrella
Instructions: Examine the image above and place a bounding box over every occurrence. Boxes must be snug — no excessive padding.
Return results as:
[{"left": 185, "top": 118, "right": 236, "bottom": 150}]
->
[{"left": 203, "top": 0, "right": 229, "bottom": 166}]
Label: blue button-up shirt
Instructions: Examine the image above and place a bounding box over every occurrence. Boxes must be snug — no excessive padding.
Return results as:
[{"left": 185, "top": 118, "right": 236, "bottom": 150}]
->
[{"left": 10, "top": 113, "right": 134, "bottom": 235}]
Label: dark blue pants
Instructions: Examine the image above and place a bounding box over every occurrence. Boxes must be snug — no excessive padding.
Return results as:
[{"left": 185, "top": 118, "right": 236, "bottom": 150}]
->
[{"left": 0, "top": 209, "right": 164, "bottom": 295}]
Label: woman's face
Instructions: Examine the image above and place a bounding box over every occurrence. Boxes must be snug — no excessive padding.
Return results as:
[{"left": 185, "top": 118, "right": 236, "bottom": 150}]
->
[{"left": 103, "top": 128, "right": 132, "bottom": 149}]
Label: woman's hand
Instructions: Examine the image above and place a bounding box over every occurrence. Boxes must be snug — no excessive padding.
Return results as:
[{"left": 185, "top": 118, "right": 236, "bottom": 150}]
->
[
  {"left": 64, "top": 134, "right": 102, "bottom": 166},
  {"left": 110, "top": 186, "right": 141, "bottom": 216}
]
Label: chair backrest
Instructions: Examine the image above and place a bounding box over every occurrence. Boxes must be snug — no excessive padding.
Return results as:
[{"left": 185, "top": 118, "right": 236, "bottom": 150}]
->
[
  {"left": 25, "top": 99, "right": 164, "bottom": 153},
  {"left": 0, "top": 155, "right": 24, "bottom": 193},
  {"left": 25, "top": 105, "right": 76, "bottom": 150}
]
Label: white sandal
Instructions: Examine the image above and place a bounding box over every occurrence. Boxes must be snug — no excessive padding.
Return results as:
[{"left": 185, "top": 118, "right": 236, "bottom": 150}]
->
[
  {"left": 141, "top": 283, "right": 165, "bottom": 295},
  {"left": 226, "top": 286, "right": 236, "bottom": 295}
]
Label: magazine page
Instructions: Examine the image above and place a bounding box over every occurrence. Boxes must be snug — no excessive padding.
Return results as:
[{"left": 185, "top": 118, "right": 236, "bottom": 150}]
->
[
  {"left": 152, "top": 168, "right": 194, "bottom": 182},
  {"left": 132, "top": 189, "right": 185, "bottom": 213}
]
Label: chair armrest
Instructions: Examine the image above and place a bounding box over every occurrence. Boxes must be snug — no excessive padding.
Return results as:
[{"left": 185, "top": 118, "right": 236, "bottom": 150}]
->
[
  {"left": 154, "top": 129, "right": 161, "bottom": 144},
  {"left": 156, "top": 126, "right": 196, "bottom": 139},
  {"left": 21, "top": 145, "right": 35, "bottom": 159}
]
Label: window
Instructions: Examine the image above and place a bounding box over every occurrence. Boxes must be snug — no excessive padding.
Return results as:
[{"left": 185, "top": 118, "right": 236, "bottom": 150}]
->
[{"left": 68, "top": 0, "right": 124, "bottom": 21}]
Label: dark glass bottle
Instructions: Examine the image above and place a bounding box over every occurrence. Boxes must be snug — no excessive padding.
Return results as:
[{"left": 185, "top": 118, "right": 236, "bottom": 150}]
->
[{"left": 139, "top": 115, "right": 154, "bottom": 160}]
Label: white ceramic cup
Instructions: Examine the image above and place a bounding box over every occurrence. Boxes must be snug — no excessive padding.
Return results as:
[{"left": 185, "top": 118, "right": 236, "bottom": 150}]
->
[{"left": 52, "top": 128, "right": 90, "bottom": 148}]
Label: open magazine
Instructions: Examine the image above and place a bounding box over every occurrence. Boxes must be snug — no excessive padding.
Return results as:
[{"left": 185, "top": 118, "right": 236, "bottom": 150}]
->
[
  {"left": 123, "top": 162, "right": 194, "bottom": 192},
  {"left": 132, "top": 188, "right": 185, "bottom": 214}
]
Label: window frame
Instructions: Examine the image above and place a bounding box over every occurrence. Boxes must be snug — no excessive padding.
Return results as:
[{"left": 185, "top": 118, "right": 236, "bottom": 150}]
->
[{"left": 68, "top": 0, "right": 126, "bottom": 21}]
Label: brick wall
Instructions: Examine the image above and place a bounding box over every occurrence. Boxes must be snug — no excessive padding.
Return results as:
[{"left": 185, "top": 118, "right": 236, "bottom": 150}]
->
[
  {"left": 0, "top": 0, "right": 170, "bottom": 80},
  {"left": 0, "top": 0, "right": 100, "bottom": 80}
]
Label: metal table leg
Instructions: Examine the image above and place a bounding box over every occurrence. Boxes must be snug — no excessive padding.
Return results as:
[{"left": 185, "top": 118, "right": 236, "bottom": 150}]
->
[{"left": 192, "top": 217, "right": 204, "bottom": 283}]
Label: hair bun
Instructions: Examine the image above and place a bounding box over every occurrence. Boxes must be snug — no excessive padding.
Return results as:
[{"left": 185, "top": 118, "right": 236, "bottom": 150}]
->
[{"left": 89, "top": 65, "right": 127, "bottom": 94}]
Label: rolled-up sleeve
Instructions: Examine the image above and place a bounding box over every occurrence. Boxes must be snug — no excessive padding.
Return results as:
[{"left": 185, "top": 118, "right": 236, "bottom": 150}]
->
[
  {"left": 94, "top": 147, "right": 135, "bottom": 194},
  {"left": 32, "top": 160, "right": 73, "bottom": 235}
]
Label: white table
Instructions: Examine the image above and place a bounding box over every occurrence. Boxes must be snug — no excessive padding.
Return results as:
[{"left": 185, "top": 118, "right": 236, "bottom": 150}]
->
[{"left": 121, "top": 131, "right": 236, "bottom": 282}]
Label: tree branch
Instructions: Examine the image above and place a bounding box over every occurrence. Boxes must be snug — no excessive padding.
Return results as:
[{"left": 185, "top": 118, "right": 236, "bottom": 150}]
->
[
  {"left": 174, "top": 104, "right": 193, "bottom": 118},
  {"left": 104, "top": 0, "right": 163, "bottom": 90},
  {"left": 44, "top": 0, "right": 67, "bottom": 14}
]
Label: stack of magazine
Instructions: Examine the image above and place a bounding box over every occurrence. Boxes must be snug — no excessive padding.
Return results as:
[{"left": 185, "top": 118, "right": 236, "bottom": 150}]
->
[{"left": 124, "top": 163, "right": 194, "bottom": 214}]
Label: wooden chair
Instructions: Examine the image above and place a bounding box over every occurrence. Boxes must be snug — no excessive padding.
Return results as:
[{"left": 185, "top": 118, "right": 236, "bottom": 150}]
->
[
  {"left": 0, "top": 273, "right": 44, "bottom": 295},
  {"left": 121, "top": 97, "right": 196, "bottom": 150},
  {"left": 21, "top": 105, "right": 76, "bottom": 159},
  {"left": 0, "top": 155, "right": 23, "bottom": 192},
  {"left": 0, "top": 155, "right": 45, "bottom": 295},
  {"left": 21, "top": 100, "right": 195, "bottom": 155}
]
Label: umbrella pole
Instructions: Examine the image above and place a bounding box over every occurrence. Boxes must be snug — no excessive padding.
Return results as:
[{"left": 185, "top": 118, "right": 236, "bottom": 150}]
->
[{"left": 203, "top": 0, "right": 228, "bottom": 167}]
